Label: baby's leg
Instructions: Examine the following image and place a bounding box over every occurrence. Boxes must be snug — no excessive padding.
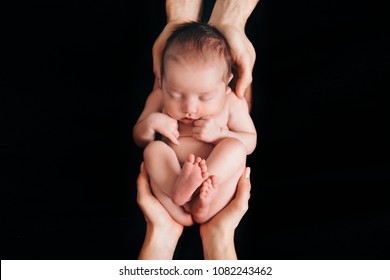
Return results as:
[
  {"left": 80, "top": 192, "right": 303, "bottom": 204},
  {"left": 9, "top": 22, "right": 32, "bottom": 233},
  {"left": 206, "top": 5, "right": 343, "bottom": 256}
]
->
[
  {"left": 198, "top": 138, "right": 247, "bottom": 222},
  {"left": 189, "top": 176, "right": 219, "bottom": 224},
  {"left": 171, "top": 154, "right": 208, "bottom": 206},
  {"left": 143, "top": 141, "right": 193, "bottom": 226},
  {"left": 144, "top": 141, "right": 181, "bottom": 197}
]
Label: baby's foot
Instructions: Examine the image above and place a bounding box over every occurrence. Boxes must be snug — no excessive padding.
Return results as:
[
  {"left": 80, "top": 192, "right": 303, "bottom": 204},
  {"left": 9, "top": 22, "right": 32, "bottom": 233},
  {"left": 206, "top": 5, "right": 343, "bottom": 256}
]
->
[
  {"left": 172, "top": 154, "right": 208, "bottom": 205},
  {"left": 192, "top": 175, "right": 219, "bottom": 223},
  {"left": 198, "top": 175, "right": 218, "bottom": 208}
]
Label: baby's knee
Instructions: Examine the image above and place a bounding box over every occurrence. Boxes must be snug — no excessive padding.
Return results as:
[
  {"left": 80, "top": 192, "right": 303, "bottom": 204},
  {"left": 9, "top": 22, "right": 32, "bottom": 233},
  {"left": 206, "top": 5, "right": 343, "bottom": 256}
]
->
[
  {"left": 220, "top": 137, "right": 247, "bottom": 156},
  {"left": 143, "top": 140, "right": 168, "bottom": 159}
]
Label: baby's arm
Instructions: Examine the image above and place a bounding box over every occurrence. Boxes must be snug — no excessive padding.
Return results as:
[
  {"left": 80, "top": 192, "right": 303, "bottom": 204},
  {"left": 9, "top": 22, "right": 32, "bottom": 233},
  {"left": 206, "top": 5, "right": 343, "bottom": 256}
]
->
[
  {"left": 133, "top": 88, "right": 180, "bottom": 147},
  {"left": 193, "top": 94, "right": 257, "bottom": 154},
  {"left": 223, "top": 94, "right": 257, "bottom": 154}
]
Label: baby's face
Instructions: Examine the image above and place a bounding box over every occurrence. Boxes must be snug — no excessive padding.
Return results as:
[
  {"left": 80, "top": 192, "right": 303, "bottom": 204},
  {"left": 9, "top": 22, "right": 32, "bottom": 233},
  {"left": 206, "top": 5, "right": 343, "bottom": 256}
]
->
[{"left": 162, "top": 59, "right": 232, "bottom": 125}]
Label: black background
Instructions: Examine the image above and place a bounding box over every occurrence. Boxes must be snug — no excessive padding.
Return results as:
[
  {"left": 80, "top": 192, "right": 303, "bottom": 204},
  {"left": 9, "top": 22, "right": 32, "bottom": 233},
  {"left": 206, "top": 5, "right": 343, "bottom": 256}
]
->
[{"left": 2, "top": 0, "right": 389, "bottom": 259}]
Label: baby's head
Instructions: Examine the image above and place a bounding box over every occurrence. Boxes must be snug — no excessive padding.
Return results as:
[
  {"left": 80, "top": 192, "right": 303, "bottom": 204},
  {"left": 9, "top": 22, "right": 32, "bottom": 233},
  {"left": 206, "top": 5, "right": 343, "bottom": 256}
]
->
[{"left": 160, "top": 21, "right": 234, "bottom": 125}]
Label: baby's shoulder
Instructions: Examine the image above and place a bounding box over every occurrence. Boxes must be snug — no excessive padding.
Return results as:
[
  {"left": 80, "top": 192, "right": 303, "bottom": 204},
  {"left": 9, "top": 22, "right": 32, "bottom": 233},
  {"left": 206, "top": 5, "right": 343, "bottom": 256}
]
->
[
  {"left": 226, "top": 92, "right": 249, "bottom": 112},
  {"left": 148, "top": 87, "right": 163, "bottom": 100},
  {"left": 146, "top": 88, "right": 163, "bottom": 107}
]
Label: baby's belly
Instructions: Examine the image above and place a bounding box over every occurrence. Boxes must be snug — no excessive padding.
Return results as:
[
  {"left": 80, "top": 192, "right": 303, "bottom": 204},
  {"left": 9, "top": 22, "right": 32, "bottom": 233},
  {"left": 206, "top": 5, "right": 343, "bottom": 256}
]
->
[{"left": 166, "top": 136, "right": 214, "bottom": 165}]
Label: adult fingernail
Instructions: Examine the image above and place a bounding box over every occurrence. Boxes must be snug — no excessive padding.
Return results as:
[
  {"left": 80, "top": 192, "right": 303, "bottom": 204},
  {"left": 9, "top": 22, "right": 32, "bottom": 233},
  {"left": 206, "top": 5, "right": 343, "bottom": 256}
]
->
[{"left": 245, "top": 167, "right": 251, "bottom": 179}]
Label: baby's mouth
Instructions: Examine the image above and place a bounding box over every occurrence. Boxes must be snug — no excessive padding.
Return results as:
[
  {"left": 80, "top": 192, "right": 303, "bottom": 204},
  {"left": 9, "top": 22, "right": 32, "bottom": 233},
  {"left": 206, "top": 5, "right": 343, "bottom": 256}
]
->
[{"left": 181, "top": 117, "right": 196, "bottom": 124}]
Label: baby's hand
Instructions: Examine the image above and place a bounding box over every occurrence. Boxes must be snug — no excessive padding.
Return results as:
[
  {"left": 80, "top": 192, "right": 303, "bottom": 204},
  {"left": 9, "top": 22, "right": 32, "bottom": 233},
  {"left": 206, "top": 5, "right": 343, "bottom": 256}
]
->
[
  {"left": 151, "top": 113, "right": 180, "bottom": 145},
  {"left": 192, "top": 117, "right": 222, "bottom": 143}
]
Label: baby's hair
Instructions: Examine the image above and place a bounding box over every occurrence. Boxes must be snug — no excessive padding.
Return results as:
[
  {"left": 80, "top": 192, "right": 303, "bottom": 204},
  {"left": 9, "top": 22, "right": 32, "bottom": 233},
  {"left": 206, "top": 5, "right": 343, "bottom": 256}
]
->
[{"left": 161, "top": 21, "right": 233, "bottom": 82}]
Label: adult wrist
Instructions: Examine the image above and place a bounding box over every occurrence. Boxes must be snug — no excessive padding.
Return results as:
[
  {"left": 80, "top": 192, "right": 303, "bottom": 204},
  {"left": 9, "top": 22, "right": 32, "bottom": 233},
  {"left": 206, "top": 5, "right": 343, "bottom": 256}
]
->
[
  {"left": 200, "top": 226, "right": 236, "bottom": 260},
  {"left": 209, "top": 0, "right": 260, "bottom": 30},
  {"left": 139, "top": 225, "right": 181, "bottom": 260},
  {"left": 166, "top": 0, "right": 203, "bottom": 23},
  {"left": 150, "top": 221, "right": 182, "bottom": 245}
]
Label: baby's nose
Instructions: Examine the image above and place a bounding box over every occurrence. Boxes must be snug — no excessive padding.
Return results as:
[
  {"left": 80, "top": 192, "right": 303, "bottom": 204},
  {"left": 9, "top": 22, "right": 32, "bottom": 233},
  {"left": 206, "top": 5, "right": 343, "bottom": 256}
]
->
[{"left": 182, "top": 100, "right": 197, "bottom": 114}]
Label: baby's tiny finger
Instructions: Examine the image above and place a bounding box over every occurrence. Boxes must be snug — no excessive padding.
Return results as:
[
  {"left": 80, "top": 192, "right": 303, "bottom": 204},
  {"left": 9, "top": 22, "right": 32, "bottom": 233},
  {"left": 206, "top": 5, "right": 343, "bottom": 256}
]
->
[
  {"left": 169, "top": 134, "right": 180, "bottom": 145},
  {"left": 173, "top": 130, "right": 180, "bottom": 139}
]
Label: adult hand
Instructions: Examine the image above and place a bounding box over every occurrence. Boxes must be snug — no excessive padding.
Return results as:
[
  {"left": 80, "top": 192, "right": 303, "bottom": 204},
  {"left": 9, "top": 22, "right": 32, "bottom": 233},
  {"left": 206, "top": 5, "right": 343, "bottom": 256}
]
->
[
  {"left": 208, "top": 0, "right": 259, "bottom": 98},
  {"left": 153, "top": 0, "right": 203, "bottom": 85},
  {"left": 213, "top": 24, "right": 256, "bottom": 99},
  {"left": 199, "top": 167, "right": 251, "bottom": 259},
  {"left": 137, "top": 162, "right": 184, "bottom": 259},
  {"left": 152, "top": 21, "right": 181, "bottom": 86}
]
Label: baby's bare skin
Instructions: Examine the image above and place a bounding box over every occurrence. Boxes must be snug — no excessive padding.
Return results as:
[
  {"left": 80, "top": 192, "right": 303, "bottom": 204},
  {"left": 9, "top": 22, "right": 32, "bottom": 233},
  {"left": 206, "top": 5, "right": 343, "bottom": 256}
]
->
[
  {"left": 134, "top": 26, "right": 257, "bottom": 225},
  {"left": 139, "top": 88, "right": 254, "bottom": 225},
  {"left": 172, "top": 154, "right": 208, "bottom": 206},
  {"left": 183, "top": 175, "right": 219, "bottom": 223},
  {"left": 166, "top": 121, "right": 216, "bottom": 164}
]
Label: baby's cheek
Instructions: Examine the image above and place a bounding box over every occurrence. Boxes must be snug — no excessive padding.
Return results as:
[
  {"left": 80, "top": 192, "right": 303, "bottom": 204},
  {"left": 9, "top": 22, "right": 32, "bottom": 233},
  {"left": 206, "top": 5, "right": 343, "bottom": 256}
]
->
[{"left": 164, "top": 105, "right": 180, "bottom": 120}]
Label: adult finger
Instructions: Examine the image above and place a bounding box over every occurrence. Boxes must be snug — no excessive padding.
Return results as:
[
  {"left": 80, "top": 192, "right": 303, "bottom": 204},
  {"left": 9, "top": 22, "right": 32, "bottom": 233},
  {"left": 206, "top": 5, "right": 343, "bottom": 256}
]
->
[
  {"left": 152, "top": 39, "right": 163, "bottom": 82},
  {"left": 232, "top": 167, "right": 251, "bottom": 214},
  {"left": 152, "top": 77, "right": 160, "bottom": 90},
  {"left": 136, "top": 162, "right": 152, "bottom": 199},
  {"left": 235, "top": 56, "right": 254, "bottom": 99}
]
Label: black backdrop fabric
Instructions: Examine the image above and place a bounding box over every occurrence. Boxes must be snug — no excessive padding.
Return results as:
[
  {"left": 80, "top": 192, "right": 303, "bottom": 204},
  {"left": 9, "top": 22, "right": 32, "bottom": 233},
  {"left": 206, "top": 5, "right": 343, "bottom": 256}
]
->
[{"left": 2, "top": 0, "right": 389, "bottom": 260}]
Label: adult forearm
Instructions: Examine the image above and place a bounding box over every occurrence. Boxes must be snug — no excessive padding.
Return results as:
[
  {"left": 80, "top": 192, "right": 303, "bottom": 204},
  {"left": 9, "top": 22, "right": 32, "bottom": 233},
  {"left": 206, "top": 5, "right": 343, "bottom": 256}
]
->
[
  {"left": 201, "top": 229, "right": 237, "bottom": 260},
  {"left": 138, "top": 226, "right": 180, "bottom": 260},
  {"left": 166, "top": 0, "right": 203, "bottom": 23},
  {"left": 209, "top": 0, "right": 260, "bottom": 29}
]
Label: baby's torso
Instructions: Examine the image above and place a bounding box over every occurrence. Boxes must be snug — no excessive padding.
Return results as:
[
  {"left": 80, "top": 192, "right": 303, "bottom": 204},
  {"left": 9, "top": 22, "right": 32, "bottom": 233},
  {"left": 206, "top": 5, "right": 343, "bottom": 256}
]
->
[{"left": 162, "top": 106, "right": 230, "bottom": 164}]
